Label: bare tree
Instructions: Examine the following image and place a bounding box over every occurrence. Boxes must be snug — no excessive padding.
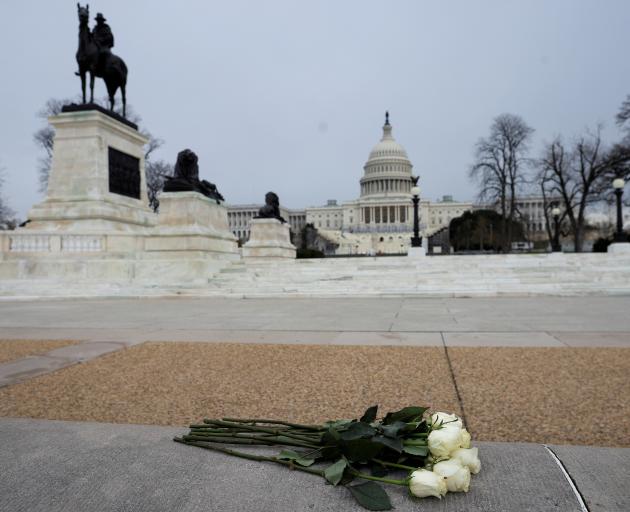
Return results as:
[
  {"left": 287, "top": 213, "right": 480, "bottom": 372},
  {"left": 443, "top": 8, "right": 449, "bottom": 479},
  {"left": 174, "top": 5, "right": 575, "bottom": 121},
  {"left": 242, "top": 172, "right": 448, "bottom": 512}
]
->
[
  {"left": 33, "top": 98, "right": 75, "bottom": 193},
  {"left": 146, "top": 159, "right": 174, "bottom": 212},
  {"left": 609, "top": 94, "right": 630, "bottom": 207},
  {"left": 537, "top": 129, "right": 630, "bottom": 251},
  {"left": 469, "top": 113, "right": 534, "bottom": 252},
  {"left": 33, "top": 98, "right": 168, "bottom": 210},
  {"left": 139, "top": 131, "right": 175, "bottom": 212},
  {"left": 593, "top": 142, "right": 630, "bottom": 208},
  {"left": 0, "top": 164, "right": 16, "bottom": 230},
  {"left": 616, "top": 94, "right": 630, "bottom": 131},
  {"left": 539, "top": 171, "right": 569, "bottom": 249}
]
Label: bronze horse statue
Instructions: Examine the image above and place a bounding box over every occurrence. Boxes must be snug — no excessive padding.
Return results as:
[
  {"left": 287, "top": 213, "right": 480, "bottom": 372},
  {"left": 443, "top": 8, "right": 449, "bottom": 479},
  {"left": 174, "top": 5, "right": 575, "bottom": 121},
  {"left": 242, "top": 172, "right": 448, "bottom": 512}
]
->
[{"left": 76, "top": 4, "right": 128, "bottom": 117}]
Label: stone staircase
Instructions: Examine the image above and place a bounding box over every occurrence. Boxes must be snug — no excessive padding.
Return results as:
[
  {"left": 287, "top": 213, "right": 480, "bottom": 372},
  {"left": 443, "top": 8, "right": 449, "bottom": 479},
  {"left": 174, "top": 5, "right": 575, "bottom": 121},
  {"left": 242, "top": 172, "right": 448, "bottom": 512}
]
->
[
  {"left": 203, "top": 253, "right": 630, "bottom": 298},
  {"left": 2, "top": 252, "right": 629, "bottom": 299}
]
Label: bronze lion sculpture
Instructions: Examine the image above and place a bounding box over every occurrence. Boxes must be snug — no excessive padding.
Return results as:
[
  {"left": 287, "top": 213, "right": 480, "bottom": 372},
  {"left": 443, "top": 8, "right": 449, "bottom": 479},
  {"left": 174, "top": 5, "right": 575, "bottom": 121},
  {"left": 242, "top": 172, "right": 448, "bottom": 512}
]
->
[
  {"left": 256, "top": 192, "right": 286, "bottom": 223},
  {"left": 163, "top": 149, "right": 224, "bottom": 203}
]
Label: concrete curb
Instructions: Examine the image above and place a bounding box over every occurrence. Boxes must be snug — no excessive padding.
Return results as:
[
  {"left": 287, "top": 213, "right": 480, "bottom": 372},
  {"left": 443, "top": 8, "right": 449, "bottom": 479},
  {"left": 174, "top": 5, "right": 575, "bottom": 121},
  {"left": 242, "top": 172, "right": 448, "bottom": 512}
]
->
[{"left": 2, "top": 418, "right": 627, "bottom": 511}]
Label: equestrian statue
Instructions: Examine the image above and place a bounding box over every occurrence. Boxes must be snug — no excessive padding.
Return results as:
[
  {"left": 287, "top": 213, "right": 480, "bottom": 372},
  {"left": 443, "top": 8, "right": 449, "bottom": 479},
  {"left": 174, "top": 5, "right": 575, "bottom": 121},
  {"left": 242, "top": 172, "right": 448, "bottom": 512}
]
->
[{"left": 76, "top": 4, "right": 128, "bottom": 117}]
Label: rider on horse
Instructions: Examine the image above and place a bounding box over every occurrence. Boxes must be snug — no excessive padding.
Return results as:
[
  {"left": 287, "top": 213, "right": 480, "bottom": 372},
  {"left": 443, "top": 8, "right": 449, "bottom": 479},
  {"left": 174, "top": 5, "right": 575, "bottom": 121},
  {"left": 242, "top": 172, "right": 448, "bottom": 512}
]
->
[
  {"left": 93, "top": 13, "right": 114, "bottom": 73},
  {"left": 75, "top": 4, "right": 128, "bottom": 116},
  {"left": 75, "top": 12, "right": 114, "bottom": 77}
]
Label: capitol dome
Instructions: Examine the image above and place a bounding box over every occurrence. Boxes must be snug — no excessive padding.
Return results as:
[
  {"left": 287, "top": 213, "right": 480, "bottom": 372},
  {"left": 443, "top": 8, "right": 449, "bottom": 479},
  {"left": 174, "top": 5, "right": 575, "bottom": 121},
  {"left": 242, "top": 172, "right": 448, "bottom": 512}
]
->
[{"left": 360, "top": 112, "right": 414, "bottom": 198}]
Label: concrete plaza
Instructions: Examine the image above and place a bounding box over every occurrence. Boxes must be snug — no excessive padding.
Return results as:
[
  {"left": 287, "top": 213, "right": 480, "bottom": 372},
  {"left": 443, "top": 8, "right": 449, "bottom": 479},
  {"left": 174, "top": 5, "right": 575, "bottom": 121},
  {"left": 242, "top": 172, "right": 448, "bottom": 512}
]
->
[
  {"left": 1, "top": 296, "right": 629, "bottom": 511},
  {"left": 1, "top": 296, "right": 630, "bottom": 345}
]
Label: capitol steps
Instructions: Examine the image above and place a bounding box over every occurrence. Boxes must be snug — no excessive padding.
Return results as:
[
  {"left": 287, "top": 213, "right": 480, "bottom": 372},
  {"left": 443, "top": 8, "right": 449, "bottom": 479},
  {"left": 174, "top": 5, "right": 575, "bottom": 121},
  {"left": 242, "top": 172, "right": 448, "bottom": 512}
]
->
[
  {"left": 1, "top": 253, "right": 629, "bottom": 299},
  {"left": 202, "top": 253, "right": 630, "bottom": 298}
]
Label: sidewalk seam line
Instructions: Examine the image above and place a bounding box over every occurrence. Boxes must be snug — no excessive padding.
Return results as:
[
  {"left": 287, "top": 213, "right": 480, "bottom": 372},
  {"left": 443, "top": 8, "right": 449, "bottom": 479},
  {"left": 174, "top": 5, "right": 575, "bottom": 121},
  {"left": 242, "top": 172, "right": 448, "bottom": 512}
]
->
[
  {"left": 440, "top": 332, "right": 468, "bottom": 428},
  {"left": 543, "top": 444, "right": 590, "bottom": 512},
  {"left": 547, "top": 332, "right": 571, "bottom": 347}
]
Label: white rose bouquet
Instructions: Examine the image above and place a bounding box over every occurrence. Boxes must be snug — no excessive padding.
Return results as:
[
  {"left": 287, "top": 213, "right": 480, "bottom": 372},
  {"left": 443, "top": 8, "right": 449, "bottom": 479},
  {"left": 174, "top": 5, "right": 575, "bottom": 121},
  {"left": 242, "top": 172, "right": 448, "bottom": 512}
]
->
[{"left": 175, "top": 405, "right": 481, "bottom": 511}]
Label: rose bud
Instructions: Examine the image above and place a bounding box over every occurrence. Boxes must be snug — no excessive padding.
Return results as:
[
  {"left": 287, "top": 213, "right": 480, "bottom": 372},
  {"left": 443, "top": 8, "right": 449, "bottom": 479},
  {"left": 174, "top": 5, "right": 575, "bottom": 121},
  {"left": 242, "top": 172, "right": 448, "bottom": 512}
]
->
[
  {"left": 408, "top": 469, "right": 448, "bottom": 499},
  {"left": 428, "top": 424, "right": 463, "bottom": 458},
  {"left": 451, "top": 447, "right": 481, "bottom": 474},
  {"left": 459, "top": 428, "right": 471, "bottom": 449},
  {"left": 430, "top": 412, "right": 463, "bottom": 429},
  {"left": 433, "top": 459, "right": 471, "bottom": 492}
]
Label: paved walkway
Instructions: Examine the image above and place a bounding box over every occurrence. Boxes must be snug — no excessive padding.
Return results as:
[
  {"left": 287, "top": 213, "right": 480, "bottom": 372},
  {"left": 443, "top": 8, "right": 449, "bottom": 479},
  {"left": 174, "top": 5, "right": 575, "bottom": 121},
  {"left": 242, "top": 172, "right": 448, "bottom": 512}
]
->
[
  {"left": 1, "top": 298, "right": 629, "bottom": 510},
  {"left": 1, "top": 297, "right": 629, "bottom": 387},
  {"left": 2, "top": 296, "right": 630, "bottom": 339},
  {"left": 1, "top": 418, "right": 627, "bottom": 511}
]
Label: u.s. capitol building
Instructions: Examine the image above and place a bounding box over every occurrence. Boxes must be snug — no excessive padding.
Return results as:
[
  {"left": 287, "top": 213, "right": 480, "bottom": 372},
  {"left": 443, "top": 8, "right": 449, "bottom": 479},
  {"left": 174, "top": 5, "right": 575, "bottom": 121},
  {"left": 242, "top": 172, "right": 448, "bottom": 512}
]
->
[{"left": 228, "top": 114, "right": 472, "bottom": 254}]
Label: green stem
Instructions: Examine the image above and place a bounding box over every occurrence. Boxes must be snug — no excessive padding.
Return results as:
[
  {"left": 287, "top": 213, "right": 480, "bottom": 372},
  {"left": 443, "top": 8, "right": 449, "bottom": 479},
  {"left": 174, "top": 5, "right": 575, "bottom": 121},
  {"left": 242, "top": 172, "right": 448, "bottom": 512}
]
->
[
  {"left": 373, "top": 459, "right": 418, "bottom": 471},
  {"left": 183, "top": 434, "right": 317, "bottom": 449},
  {"left": 348, "top": 468, "right": 407, "bottom": 486},
  {"left": 183, "top": 435, "right": 275, "bottom": 446},
  {"left": 220, "top": 418, "right": 324, "bottom": 431},
  {"left": 204, "top": 420, "right": 320, "bottom": 446},
  {"left": 189, "top": 430, "right": 269, "bottom": 436},
  {"left": 190, "top": 425, "right": 322, "bottom": 444},
  {"left": 403, "top": 439, "right": 428, "bottom": 446},
  {"left": 190, "top": 430, "right": 282, "bottom": 438},
  {"left": 190, "top": 426, "right": 266, "bottom": 431},
  {"left": 174, "top": 437, "right": 325, "bottom": 477}
]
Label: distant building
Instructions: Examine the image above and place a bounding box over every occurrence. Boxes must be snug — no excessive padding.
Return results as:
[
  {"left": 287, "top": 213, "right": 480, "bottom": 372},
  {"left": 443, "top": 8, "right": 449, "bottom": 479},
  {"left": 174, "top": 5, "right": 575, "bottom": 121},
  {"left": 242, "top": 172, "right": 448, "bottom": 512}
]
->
[
  {"left": 227, "top": 114, "right": 473, "bottom": 254},
  {"left": 475, "top": 196, "right": 561, "bottom": 242},
  {"left": 515, "top": 196, "right": 553, "bottom": 240}
]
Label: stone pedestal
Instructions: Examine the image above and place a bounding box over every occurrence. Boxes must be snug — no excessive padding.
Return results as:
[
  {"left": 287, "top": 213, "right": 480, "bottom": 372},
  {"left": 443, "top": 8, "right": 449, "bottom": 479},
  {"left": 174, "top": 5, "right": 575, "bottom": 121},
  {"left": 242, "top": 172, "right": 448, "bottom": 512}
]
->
[
  {"left": 242, "top": 218, "right": 296, "bottom": 259},
  {"left": 0, "top": 108, "right": 243, "bottom": 289},
  {"left": 408, "top": 245, "right": 426, "bottom": 258},
  {"left": 26, "top": 109, "right": 156, "bottom": 233},
  {"left": 145, "top": 192, "right": 238, "bottom": 256},
  {"left": 608, "top": 243, "right": 630, "bottom": 255}
]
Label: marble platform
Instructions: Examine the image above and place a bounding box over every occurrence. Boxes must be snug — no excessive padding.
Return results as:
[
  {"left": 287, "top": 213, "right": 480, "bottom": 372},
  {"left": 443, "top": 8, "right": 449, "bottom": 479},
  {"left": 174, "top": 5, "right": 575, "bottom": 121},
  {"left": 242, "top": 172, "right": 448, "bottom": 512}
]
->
[
  {"left": 2, "top": 252, "right": 630, "bottom": 299},
  {"left": 608, "top": 242, "right": 630, "bottom": 254},
  {"left": 242, "top": 218, "right": 296, "bottom": 259}
]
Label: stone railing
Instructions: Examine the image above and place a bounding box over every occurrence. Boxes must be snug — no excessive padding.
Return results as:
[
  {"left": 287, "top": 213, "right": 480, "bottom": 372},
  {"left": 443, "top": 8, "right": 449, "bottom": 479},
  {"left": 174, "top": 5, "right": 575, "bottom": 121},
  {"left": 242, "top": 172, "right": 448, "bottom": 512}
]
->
[
  {"left": 5, "top": 234, "right": 104, "bottom": 253},
  {"left": 9, "top": 235, "right": 51, "bottom": 252},
  {"left": 61, "top": 236, "right": 103, "bottom": 252}
]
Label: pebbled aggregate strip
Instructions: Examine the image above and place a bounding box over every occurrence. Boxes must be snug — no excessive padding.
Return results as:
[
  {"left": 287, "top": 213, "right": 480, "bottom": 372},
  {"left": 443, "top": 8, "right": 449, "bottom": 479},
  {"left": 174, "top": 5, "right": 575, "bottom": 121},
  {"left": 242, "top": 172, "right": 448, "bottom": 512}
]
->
[
  {"left": 0, "top": 343, "right": 460, "bottom": 427},
  {"left": 0, "top": 339, "right": 80, "bottom": 364},
  {"left": 0, "top": 342, "right": 627, "bottom": 447},
  {"left": 449, "top": 347, "right": 630, "bottom": 447}
]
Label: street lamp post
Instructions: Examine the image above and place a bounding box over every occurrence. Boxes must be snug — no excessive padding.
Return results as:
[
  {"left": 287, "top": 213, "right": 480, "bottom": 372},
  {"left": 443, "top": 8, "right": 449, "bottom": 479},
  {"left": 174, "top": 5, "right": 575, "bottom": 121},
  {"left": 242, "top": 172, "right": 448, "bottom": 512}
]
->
[
  {"left": 551, "top": 206, "right": 561, "bottom": 252},
  {"left": 613, "top": 178, "right": 626, "bottom": 243},
  {"left": 411, "top": 185, "right": 422, "bottom": 247}
]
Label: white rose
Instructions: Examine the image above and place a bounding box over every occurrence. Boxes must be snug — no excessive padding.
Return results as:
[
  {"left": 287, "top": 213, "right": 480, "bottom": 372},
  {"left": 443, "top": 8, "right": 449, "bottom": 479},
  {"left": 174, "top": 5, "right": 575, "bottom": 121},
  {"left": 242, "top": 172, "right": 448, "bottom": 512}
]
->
[
  {"left": 459, "top": 428, "right": 471, "bottom": 449},
  {"left": 428, "top": 425, "right": 462, "bottom": 458},
  {"left": 408, "top": 469, "right": 448, "bottom": 499},
  {"left": 433, "top": 459, "right": 471, "bottom": 492},
  {"left": 431, "top": 412, "right": 463, "bottom": 429},
  {"left": 451, "top": 447, "right": 481, "bottom": 474}
]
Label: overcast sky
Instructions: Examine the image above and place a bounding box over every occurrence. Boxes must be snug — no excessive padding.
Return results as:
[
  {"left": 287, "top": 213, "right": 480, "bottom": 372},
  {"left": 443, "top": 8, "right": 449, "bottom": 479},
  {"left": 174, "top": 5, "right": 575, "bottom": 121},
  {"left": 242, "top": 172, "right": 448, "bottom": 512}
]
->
[{"left": 1, "top": 0, "right": 629, "bottom": 219}]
